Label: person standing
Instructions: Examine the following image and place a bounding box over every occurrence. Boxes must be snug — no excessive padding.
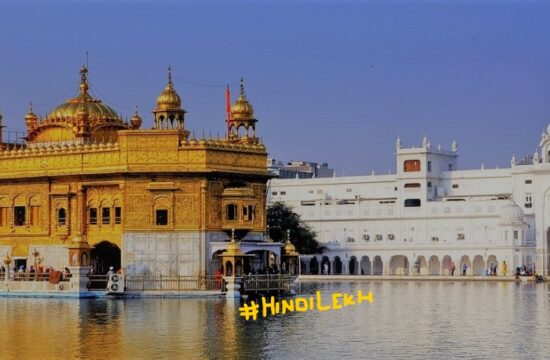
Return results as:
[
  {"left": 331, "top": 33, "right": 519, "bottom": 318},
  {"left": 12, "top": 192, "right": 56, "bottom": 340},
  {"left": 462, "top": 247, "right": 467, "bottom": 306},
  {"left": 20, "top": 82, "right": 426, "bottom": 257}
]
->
[
  {"left": 451, "top": 262, "right": 456, "bottom": 276},
  {"left": 462, "top": 263, "right": 467, "bottom": 276},
  {"left": 502, "top": 261, "right": 507, "bottom": 276}
]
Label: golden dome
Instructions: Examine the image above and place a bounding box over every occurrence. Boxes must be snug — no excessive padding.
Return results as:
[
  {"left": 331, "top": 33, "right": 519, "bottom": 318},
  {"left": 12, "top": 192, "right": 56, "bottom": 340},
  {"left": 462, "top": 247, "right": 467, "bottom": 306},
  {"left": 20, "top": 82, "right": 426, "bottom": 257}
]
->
[
  {"left": 283, "top": 239, "right": 298, "bottom": 255},
  {"left": 130, "top": 107, "right": 142, "bottom": 129},
  {"left": 225, "top": 238, "right": 242, "bottom": 255},
  {"left": 230, "top": 78, "right": 255, "bottom": 121},
  {"left": 156, "top": 66, "right": 182, "bottom": 111},
  {"left": 46, "top": 67, "right": 121, "bottom": 121}
]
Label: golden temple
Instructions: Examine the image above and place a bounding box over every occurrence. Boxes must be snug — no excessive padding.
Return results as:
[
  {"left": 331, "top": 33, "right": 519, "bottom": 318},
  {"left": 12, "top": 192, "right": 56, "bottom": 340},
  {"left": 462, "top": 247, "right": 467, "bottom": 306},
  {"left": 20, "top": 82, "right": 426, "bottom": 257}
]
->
[{"left": 0, "top": 66, "right": 278, "bottom": 277}]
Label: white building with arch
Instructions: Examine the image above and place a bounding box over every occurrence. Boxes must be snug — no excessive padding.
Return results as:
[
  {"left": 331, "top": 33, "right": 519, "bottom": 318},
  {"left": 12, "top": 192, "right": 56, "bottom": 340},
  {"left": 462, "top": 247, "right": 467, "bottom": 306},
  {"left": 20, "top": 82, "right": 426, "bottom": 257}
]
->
[{"left": 269, "top": 132, "right": 550, "bottom": 277}]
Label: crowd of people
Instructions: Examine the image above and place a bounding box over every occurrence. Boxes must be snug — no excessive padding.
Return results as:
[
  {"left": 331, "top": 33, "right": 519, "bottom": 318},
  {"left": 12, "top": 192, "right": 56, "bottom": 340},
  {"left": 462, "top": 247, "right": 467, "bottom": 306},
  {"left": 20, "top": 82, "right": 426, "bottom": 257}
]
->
[{"left": 0, "top": 265, "right": 71, "bottom": 281}]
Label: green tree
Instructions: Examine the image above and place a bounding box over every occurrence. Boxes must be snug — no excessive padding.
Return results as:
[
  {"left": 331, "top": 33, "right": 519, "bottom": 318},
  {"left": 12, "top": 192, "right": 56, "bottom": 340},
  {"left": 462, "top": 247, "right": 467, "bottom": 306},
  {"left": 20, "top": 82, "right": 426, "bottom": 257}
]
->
[{"left": 267, "top": 201, "right": 324, "bottom": 254}]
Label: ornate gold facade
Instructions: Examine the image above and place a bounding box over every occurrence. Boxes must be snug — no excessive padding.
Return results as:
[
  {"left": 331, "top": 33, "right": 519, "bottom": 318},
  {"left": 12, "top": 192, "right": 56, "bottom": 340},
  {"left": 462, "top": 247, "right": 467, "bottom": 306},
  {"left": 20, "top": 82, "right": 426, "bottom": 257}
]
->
[{"left": 0, "top": 67, "right": 269, "bottom": 275}]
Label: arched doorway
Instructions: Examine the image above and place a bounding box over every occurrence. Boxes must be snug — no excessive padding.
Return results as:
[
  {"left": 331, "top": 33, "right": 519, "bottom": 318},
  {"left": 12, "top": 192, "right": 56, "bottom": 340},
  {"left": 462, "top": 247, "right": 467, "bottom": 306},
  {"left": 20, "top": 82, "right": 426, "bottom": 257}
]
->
[
  {"left": 428, "top": 255, "right": 440, "bottom": 275},
  {"left": 309, "top": 257, "right": 319, "bottom": 275},
  {"left": 442, "top": 255, "right": 453, "bottom": 275},
  {"left": 473, "top": 255, "right": 485, "bottom": 276},
  {"left": 459, "top": 255, "right": 471, "bottom": 275},
  {"left": 91, "top": 241, "right": 121, "bottom": 275},
  {"left": 373, "top": 256, "right": 383, "bottom": 275},
  {"left": 321, "top": 256, "right": 331, "bottom": 275},
  {"left": 415, "top": 256, "right": 428, "bottom": 275},
  {"left": 300, "top": 259, "right": 307, "bottom": 275},
  {"left": 360, "top": 256, "right": 371, "bottom": 275},
  {"left": 210, "top": 250, "right": 224, "bottom": 276},
  {"left": 349, "top": 256, "right": 358, "bottom": 275},
  {"left": 390, "top": 255, "right": 409, "bottom": 275},
  {"left": 333, "top": 256, "right": 343, "bottom": 275}
]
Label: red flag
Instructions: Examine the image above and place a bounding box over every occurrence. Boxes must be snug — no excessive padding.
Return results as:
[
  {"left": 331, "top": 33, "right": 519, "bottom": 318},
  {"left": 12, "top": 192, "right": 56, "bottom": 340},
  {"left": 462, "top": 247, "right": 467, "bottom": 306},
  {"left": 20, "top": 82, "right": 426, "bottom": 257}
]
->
[
  {"left": 226, "top": 84, "right": 231, "bottom": 118},
  {"left": 226, "top": 85, "right": 231, "bottom": 138}
]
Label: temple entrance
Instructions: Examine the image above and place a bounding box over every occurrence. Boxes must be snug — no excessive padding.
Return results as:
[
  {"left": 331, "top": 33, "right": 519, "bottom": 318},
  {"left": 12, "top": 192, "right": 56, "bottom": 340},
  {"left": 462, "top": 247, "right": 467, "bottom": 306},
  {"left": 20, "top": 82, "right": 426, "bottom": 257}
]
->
[{"left": 91, "top": 241, "right": 121, "bottom": 275}]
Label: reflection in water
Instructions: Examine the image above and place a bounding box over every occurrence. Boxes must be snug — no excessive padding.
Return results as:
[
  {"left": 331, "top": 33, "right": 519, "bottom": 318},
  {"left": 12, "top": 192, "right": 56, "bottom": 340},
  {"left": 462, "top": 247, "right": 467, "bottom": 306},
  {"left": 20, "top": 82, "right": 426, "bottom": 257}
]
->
[{"left": 0, "top": 282, "right": 548, "bottom": 359}]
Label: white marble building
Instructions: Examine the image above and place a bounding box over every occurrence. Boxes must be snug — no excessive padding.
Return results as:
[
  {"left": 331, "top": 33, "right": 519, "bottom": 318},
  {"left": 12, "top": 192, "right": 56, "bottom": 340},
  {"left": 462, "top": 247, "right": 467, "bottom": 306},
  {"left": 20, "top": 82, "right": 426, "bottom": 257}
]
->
[{"left": 269, "top": 131, "right": 550, "bottom": 277}]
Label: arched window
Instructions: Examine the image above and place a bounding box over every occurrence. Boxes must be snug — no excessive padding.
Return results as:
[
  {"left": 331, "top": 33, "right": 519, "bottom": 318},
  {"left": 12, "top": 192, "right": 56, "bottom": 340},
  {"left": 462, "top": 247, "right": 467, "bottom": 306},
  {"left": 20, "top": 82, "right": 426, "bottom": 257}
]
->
[
  {"left": 14, "top": 206, "right": 26, "bottom": 226},
  {"left": 102, "top": 207, "right": 110, "bottom": 224},
  {"left": 242, "top": 204, "right": 255, "bottom": 221},
  {"left": 226, "top": 204, "right": 237, "bottom": 220},
  {"left": 58, "top": 208, "right": 67, "bottom": 226},
  {"left": 89, "top": 208, "right": 98, "bottom": 225}
]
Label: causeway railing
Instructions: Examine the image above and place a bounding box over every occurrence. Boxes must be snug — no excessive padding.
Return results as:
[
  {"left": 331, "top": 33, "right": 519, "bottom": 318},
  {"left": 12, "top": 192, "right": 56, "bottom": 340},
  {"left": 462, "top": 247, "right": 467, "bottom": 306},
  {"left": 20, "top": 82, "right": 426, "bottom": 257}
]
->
[
  {"left": 241, "top": 274, "right": 292, "bottom": 293},
  {"left": 125, "top": 275, "right": 222, "bottom": 292}
]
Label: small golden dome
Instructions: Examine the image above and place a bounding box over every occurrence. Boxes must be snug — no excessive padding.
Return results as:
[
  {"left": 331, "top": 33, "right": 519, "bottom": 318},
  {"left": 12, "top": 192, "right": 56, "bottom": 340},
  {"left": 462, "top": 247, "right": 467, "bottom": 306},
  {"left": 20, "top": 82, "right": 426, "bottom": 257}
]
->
[
  {"left": 130, "top": 107, "right": 142, "bottom": 129},
  {"left": 230, "top": 78, "right": 255, "bottom": 121},
  {"left": 283, "top": 239, "right": 297, "bottom": 254},
  {"left": 46, "top": 67, "right": 121, "bottom": 121},
  {"left": 225, "top": 239, "right": 242, "bottom": 255},
  {"left": 156, "top": 66, "right": 182, "bottom": 111},
  {"left": 25, "top": 102, "right": 37, "bottom": 120}
]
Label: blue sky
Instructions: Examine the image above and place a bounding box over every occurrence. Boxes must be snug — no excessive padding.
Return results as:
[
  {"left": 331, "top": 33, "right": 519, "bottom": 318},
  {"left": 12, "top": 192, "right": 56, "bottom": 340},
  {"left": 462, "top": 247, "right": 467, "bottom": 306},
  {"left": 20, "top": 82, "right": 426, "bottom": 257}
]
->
[{"left": 1, "top": 1, "right": 549, "bottom": 175}]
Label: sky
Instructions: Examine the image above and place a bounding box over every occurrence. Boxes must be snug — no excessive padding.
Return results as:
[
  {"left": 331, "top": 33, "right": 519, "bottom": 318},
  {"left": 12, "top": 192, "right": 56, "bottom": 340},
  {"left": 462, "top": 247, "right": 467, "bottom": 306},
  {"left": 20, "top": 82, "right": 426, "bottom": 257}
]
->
[{"left": 0, "top": 1, "right": 549, "bottom": 175}]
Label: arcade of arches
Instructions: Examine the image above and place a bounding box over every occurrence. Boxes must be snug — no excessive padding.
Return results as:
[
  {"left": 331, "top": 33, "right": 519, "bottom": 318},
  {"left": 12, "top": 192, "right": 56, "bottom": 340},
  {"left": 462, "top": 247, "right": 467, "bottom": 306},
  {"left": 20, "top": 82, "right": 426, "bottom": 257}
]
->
[{"left": 299, "top": 254, "right": 515, "bottom": 276}]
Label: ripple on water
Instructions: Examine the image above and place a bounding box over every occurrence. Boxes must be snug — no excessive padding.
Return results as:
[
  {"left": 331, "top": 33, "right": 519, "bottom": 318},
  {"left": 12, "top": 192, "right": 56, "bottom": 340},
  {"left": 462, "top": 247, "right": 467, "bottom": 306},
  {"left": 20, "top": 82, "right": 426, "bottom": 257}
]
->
[{"left": 0, "top": 281, "right": 548, "bottom": 359}]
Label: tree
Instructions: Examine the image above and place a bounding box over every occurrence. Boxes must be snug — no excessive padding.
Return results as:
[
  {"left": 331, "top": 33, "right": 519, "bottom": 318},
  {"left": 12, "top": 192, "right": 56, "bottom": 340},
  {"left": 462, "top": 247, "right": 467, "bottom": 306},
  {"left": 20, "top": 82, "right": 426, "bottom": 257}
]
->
[{"left": 266, "top": 201, "right": 324, "bottom": 254}]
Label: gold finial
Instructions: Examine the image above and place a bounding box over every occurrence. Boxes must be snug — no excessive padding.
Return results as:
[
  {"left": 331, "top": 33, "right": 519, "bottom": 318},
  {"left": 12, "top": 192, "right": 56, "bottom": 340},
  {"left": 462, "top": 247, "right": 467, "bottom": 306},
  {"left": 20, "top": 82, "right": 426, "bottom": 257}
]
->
[
  {"left": 25, "top": 102, "right": 37, "bottom": 121},
  {"left": 134, "top": 105, "right": 139, "bottom": 115},
  {"left": 286, "top": 229, "right": 291, "bottom": 242},
  {"left": 168, "top": 66, "right": 173, "bottom": 84},
  {"left": 79, "top": 66, "right": 89, "bottom": 94},
  {"left": 231, "top": 228, "right": 236, "bottom": 242},
  {"left": 239, "top": 77, "right": 246, "bottom": 98}
]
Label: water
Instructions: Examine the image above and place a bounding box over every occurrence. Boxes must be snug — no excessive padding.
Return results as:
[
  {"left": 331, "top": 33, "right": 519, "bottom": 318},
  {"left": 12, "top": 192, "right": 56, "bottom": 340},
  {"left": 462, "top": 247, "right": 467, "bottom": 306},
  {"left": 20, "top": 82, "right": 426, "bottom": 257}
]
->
[{"left": 0, "top": 281, "right": 549, "bottom": 359}]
